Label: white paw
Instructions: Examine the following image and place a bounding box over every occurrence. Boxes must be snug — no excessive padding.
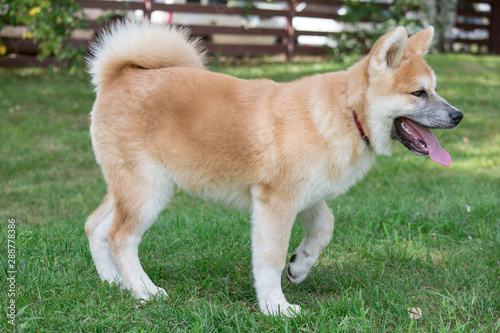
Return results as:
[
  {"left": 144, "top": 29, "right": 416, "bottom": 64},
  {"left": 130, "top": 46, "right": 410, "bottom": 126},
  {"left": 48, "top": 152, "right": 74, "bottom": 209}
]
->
[
  {"left": 97, "top": 263, "right": 125, "bottom": 286},
  {"left": 286, "top": 252, "right": 316, "bottom": 284},
  {"left": 134, "top": 286, "right": 168, "bottom": 301},
  {"left": 153, "top": 287, "right": 168, "bottom": 299},
  {"left": 260, "top": 300, "right": 301, "bottom": 317}
]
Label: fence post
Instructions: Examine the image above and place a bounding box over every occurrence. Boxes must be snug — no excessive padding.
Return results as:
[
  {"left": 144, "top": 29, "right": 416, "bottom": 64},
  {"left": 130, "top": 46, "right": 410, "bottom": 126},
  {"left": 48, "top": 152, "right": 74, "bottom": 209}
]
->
[
  {"left": 284, "top": 0, "right": 296, "bottom": 61},
  {"left": 143, "top": 0, "right": 154, "bottom": 21},
  {"left": 489, "top": 0, "right": 500, "bottom": 54}
]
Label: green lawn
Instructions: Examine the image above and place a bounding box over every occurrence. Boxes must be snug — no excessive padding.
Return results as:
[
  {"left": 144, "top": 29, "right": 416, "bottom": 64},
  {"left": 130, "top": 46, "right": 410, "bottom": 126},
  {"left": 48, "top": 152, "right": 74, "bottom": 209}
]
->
[{"left": 1, "top": 54, "right": 499, "bottom": 332}]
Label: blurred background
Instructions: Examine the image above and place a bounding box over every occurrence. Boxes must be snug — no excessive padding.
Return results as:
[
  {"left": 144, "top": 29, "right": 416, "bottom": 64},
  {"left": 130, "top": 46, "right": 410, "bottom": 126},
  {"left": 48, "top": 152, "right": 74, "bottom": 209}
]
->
[{"left": 0, "top": 0, "right": 498, "bottom": 67}]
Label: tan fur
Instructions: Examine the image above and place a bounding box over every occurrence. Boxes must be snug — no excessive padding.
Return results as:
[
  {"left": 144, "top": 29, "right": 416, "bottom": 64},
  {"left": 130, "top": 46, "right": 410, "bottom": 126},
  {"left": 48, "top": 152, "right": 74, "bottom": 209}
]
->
[
  {"left": 85, "top": 23, "right": 459, "bottom": 316},
  {"left": 92, "top": 65, "right": 368, "bottom": 209}
]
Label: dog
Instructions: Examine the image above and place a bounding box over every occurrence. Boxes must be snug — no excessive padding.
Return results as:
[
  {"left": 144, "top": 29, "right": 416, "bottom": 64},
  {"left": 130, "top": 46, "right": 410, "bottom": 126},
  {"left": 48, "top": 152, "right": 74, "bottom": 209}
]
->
[{"left": 85, "top": 21, "right": 462, "bottom": 316}]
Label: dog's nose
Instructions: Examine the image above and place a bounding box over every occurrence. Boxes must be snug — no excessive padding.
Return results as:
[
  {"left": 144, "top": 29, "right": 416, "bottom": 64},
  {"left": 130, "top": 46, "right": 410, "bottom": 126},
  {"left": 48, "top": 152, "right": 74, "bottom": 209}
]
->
[{"left": 450, "top": 109, "right": 463, "bottom": 125}]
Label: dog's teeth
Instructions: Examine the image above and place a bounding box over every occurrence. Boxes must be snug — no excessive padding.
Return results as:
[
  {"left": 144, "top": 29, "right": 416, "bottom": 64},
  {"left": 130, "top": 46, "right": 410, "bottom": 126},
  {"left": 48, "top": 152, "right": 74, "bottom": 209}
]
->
[
  {"left": 401, "top": 122, "right": 411, "bottom": 135},
  {"left": 401, "top": 122, "right": 415, "bottom": 139}
]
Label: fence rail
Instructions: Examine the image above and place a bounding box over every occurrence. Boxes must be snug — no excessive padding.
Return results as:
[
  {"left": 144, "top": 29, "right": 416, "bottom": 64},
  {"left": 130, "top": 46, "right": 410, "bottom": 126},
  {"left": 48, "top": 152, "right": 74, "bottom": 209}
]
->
[{"left": 0, "top": 0, "right": 498, "bottom": 67}]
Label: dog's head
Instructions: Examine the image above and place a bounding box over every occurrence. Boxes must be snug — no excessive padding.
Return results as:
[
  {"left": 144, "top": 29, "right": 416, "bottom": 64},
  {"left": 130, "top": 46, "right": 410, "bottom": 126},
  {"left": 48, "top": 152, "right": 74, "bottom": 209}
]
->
[{"left": 355, "top": 26, "right": 463, "bottom": 167}]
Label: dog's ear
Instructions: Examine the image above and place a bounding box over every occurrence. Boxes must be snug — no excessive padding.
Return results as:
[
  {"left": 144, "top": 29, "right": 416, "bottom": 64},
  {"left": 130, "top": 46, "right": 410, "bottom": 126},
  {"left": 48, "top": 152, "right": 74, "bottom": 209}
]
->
[
  {"left": 408, "top": 26, "right": 434, "bottom": 56},
  {"left": 370, "top": 26, "right": 408, "bottom": 70}
]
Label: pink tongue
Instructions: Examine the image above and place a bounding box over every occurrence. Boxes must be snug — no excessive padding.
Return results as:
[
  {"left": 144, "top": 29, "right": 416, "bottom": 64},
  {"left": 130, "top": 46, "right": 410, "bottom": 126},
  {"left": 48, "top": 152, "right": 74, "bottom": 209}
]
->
[{"left": 404, "top": 119, "right": 452, "bottom": 167}]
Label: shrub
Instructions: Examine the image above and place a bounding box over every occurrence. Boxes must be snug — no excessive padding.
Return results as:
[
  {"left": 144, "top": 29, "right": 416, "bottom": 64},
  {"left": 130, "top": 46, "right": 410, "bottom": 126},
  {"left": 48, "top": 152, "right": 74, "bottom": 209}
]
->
[
  {"left": 0, "top": 0, "right": 87, "bottom": 65},
  {"left": 331, "top": 0, "right": 425, "bottom": 61}
]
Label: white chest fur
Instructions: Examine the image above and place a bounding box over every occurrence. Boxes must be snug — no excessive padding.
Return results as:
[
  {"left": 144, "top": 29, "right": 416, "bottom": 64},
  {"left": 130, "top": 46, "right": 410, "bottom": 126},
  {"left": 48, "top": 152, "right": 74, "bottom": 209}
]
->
[{"left": 299, "top": 149, "right": 375, "bottom": 210}]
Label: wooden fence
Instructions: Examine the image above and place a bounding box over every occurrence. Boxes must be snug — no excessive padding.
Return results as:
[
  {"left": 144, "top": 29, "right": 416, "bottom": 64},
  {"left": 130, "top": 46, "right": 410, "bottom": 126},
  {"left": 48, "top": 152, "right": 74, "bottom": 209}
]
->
[
  {"left": 0, "top": 0, "right": 498, "bottom": 67},
  {"left": 454, "top": 0, "right": 497, "bottom": 53}
]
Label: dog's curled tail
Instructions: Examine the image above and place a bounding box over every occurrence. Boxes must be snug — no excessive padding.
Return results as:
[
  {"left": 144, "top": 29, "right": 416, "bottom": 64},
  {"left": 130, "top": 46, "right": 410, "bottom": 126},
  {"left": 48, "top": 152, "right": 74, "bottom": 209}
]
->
[{"left": 87, "top": 20, "right": 206, "bottom": 89}]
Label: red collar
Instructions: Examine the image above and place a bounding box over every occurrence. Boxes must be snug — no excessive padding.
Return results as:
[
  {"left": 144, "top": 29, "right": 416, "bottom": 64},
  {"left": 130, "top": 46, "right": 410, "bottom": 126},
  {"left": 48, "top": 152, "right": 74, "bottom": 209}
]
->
[{"left": 353, "top": 111, "right": 370, "bottom": 145}]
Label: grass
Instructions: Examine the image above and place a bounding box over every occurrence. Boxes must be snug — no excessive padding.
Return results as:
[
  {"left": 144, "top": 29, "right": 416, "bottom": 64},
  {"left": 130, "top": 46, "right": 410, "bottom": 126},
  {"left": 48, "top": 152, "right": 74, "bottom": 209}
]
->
[{"left": 1, "top": 54, "right": 499, "bottom": 332}]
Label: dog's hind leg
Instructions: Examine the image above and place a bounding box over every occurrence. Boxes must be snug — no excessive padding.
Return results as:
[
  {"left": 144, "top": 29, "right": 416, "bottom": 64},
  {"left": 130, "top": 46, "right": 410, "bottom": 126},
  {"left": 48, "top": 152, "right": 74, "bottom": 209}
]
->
[
  {"left": 286, "top": 201, "right": 334, "bottom": 284},
  {"left": 106, "top": 163, "right": 174, "bottom": 300},
  {"left": 85, "top": 193, "right": 125, "bottom": 287}
]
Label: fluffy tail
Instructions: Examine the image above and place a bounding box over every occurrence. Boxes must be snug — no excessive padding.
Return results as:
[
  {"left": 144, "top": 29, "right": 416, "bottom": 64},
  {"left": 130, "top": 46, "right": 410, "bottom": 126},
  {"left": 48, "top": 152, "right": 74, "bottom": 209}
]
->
[{"left": 87, "top": 20, "right": 206, "bottom": 89}]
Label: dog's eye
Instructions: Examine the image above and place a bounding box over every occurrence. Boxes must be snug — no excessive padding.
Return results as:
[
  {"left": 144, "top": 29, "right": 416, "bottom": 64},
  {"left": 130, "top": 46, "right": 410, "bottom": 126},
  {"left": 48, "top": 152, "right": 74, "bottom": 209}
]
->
[{"left": 411, "top": 90, "right": 427, "bottom": 97}]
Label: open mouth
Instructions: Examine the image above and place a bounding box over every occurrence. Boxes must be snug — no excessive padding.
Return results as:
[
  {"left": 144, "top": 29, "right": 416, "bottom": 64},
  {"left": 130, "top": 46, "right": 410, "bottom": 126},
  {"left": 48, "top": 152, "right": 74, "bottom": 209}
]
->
[{"left": 392, "top": 117, "right": 451, "bottom": 167}]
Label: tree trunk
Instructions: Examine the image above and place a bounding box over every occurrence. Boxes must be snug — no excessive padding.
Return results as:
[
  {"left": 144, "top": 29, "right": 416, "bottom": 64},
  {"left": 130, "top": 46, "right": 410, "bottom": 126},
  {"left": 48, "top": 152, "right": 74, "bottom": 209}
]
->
[
  {"left": 437, "top": 0, "right": 458, "bottom": 52},
  {"left": 420, "top": 0, "right": 458, "bottom": 52}
]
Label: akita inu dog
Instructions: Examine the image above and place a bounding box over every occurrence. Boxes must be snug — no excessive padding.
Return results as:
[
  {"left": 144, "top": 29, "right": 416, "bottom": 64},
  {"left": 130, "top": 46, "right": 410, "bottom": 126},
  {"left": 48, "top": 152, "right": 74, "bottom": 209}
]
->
[{"left": 86, "top": 21, "right": 462, "bottom": 316}]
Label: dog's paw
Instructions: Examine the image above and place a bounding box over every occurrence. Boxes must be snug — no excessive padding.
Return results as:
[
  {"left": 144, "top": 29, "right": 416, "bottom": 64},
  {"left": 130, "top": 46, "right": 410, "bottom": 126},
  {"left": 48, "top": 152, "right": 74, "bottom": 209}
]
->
[
  {"left": 99, "top": 269, "right": 127, "bottom": 287},
  {"left": 286, "top": 252, "right": 316, "bottom": 284},
  {"left": 135, "top": 286, "right": 168, "bottom": 302},
  {"left": 152, "top": 287, "right": 168, "bottom": 299},
  {"left": 260, "top": 300, "right": 301, "bottom": 317}
]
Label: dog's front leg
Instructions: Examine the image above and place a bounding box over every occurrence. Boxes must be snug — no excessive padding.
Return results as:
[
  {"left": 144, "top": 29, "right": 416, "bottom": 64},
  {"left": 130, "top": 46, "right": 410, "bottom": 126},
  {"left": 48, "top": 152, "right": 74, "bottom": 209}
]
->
[{"left": 251, "top": 185, "right": 301, "bottom": 316}]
